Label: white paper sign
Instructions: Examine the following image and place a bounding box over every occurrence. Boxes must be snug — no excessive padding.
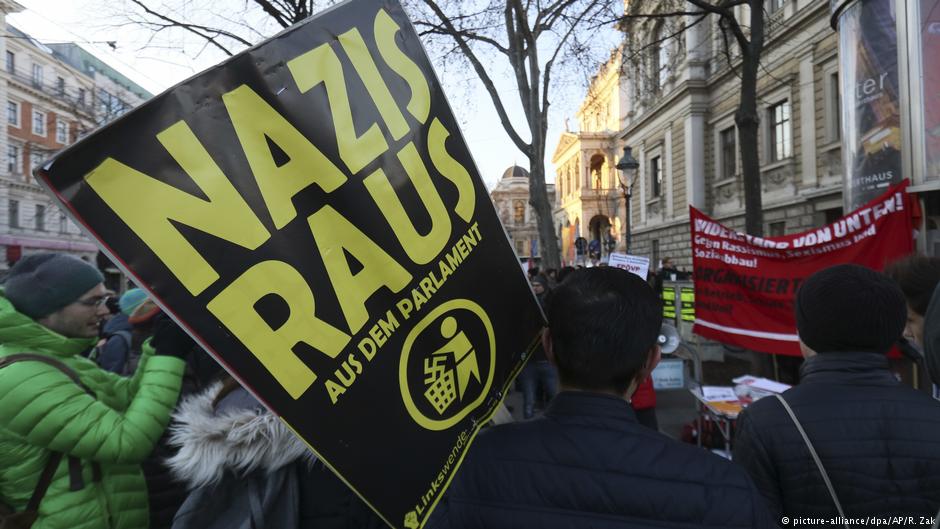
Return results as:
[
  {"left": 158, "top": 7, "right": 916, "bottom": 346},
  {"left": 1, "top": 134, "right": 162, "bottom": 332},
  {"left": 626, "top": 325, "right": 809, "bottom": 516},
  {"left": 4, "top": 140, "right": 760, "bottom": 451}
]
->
[
  {"left": 651, "top": 358, "right": 684, "bottom": 390},
  {"left": 701, "top": 386, "right": 738, "bottom": 402},
  {"left": 609, "top": 252, "right": 650, "bottom": 280}
]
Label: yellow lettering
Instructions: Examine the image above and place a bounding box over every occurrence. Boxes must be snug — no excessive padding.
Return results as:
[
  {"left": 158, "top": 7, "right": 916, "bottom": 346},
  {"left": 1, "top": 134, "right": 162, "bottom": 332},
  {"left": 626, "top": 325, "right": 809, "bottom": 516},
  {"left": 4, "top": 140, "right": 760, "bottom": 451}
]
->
[
  {"left": 207, "top": 260, "right": 351, "bottom": 400},
  {"left": 379, "top": 309, "right": 399, "bottom": 336},
  {"left": 326, "top": 380, "right": 346, "bottom": 404},
  {"left": 369, "top": 323, "right": 387, "bottom": 347},
  {"left": 456, "top": 238, "right": 468, "bottom": 259},
  {"left": 223, "top": 85, "right": 347, "bottom": 229},
  {"left": 428, "top": 118, "right": 475, "bottom": 222},
  {"left": 412, "top": 287, "right": 428, "bottom": 311},
  {"left": 287, "top": 42, "right": 386, "bottom": 174},
  {"left": 348, "top": 352, "right": 363, "bottom": 375},
  {"left": 359, "top": 336, "right": 377, "bottom": 361},
  {"left": 438, "top": 259, "right": 453, "bottom": 281},
  {"left": 339, "top": 27, "right": 409, "bottom": 140},
  {"left": 374, "top": 9, "right": 430, "bottom": 124},
  {"left": 85, "top": 121, "right": 270, "bottom": 296},
  {"left": 396, "top": 297, "right": 414, "bottom": 320},
  {"left": 364, "top": 142, "right": 450, "bottom": 264},
  {"left": 308, "top": 206, "right": 411, "bottom": 334},
  {"left": 419, "top": 277, "right": 436, "bottom": 298}
]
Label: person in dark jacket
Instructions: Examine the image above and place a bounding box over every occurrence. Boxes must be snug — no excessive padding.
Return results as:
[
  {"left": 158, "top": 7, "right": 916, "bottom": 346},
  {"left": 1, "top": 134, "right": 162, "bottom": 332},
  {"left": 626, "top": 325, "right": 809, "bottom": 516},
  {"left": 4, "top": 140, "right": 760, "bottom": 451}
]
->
[
  {"left": 429, "top": 267, "right": 776, "bottom": 529},
  {"left": 518, "top": 274, "right": 558, "bottom": 418},
  {"left": 168, "top": 377, "right": 384, "bottom": 529},
  {"left": 733, "top": 263, "right": 940, "bottom": 522}
]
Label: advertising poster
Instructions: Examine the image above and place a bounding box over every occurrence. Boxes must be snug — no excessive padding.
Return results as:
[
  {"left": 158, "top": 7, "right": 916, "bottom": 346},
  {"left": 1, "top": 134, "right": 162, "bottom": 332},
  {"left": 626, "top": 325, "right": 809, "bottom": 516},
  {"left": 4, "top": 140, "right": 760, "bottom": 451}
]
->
[
  {"left": 35, "top": 1, "right": 545, "bottom": 527},
  {"left": 922, "top": 0, "right": 940, "bottom": 177},
  {"left": 691, "top": 182, "right": 914, "bottom": 356},
  {"left": 839, "top": 0, "right": 904, "bottom": 209}
]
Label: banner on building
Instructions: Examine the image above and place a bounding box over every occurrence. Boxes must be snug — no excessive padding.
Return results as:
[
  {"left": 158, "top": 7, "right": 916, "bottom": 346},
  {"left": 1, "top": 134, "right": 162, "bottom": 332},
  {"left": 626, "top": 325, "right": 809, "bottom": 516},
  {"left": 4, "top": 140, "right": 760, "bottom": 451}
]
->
[
  {"left": 690, "top": 181, "right": 915, "bottom": 356},
  {"left": 35, "top": 1, "right": 545, "bottom": 527},
  {"left": 838, "top": 0, "right": 904, "bottom": 210},
  {"left": 608, "top": 252, "right": 650, "bottom": 280}
]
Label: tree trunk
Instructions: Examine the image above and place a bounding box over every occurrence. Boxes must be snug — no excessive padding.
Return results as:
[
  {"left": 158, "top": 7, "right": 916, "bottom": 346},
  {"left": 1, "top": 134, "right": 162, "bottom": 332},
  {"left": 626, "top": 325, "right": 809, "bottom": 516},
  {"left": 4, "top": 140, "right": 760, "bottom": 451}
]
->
[
  {"left": 737, "top": 0, "right": 765, "bottom": 237},
  {"left": 528, "top": 158, "right": 561, "bottom": 270}
]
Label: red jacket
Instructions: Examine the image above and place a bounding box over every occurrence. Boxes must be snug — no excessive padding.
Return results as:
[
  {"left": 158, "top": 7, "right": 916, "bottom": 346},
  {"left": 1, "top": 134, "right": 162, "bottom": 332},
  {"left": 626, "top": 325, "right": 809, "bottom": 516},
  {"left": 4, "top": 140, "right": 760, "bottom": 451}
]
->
[{"left": 631, "top": 376, "right": 656, "bottom": 410}]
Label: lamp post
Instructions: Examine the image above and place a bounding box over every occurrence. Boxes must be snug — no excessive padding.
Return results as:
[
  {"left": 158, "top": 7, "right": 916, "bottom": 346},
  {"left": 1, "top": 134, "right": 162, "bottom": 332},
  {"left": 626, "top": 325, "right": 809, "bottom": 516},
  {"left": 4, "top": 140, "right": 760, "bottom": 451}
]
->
[{"left": 615, "top": 146, "right": 640, "bottom": 254}]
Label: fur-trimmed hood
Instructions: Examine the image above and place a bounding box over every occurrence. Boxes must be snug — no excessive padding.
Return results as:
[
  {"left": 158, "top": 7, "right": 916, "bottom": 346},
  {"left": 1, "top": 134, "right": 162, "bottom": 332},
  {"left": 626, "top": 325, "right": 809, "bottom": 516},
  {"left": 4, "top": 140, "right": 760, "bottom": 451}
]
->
[{"left": 166, "top": 382, "right": 316, "bottom": 488}]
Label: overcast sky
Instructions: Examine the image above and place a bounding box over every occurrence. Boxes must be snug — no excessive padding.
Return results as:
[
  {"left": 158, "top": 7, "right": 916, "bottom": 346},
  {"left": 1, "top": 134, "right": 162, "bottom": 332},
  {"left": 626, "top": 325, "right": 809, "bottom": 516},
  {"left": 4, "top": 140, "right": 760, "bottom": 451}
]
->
[{"left": 9, "top": 0, "right": 617, "bottom": 190}]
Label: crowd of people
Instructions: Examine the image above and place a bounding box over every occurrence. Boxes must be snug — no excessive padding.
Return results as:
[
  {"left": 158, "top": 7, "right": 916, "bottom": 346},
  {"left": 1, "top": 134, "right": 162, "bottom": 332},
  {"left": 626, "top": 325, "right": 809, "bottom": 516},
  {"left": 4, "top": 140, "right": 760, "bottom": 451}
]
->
[{"left": 1, "top": 251, "right": 939, "bottom": 528}]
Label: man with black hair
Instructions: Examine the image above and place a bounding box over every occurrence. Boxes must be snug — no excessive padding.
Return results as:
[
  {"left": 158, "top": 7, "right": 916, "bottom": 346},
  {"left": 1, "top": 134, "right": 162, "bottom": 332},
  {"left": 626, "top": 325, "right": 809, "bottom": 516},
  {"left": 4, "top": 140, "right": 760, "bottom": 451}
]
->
[
  {"left": 430, "top": 267, "right": 775, "bottom": 528},
  {"left": 733, "top": 264, "right": 940, "bottom": 522}
]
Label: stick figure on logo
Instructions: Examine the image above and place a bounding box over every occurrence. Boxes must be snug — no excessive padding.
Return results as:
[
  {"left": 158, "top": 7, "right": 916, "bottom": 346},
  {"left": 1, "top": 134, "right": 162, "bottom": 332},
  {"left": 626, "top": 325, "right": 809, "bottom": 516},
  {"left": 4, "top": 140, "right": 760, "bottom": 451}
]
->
[{"left": 423, "top": 316, "right": 481, "bottom": 415}]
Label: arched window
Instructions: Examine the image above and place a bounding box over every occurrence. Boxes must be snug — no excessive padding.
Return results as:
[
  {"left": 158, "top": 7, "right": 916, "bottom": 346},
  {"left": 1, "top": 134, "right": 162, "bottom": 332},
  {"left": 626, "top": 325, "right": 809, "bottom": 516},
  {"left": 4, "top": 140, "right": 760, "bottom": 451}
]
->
[
  {"left": 650, "top": 22, "right": 669, "bottom": 93},
  {"left": 513, "top": 200, "right": 525, "bottom": 225}
]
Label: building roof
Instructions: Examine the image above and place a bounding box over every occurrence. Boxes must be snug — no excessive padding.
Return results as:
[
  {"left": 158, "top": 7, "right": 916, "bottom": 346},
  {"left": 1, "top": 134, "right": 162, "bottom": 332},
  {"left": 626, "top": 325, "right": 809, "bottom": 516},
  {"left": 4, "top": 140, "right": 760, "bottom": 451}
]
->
[
  {"left": 501, "top": 165, "right": 529, "bottom": 179},
  {"left": 46, "top": 42, "right": 152, "bottom": 100}
]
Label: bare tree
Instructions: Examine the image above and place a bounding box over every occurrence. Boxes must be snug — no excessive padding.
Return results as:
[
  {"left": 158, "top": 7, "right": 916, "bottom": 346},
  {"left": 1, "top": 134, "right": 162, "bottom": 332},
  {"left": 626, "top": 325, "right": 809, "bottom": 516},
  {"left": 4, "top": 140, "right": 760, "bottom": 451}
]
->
[
  {"left": 108, "top": 0, "right": 617, "bottom": 267},
  {"left": 622, "top": 0, "right": 767, "bottom": 236},
  {"left": 405, "top": 1, "right": 617, "bottom": 268}
]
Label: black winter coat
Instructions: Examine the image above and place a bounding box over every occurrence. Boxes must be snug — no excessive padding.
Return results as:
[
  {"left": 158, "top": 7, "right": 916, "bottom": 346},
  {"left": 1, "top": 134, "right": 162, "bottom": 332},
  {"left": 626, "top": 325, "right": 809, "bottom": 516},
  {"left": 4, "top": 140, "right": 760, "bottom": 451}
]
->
[
  {"left": 733, "top": 352, "right": 940, "bottom": 522},
  {"left": 429, "top": 391, "right": 776, "bottom": 529}
]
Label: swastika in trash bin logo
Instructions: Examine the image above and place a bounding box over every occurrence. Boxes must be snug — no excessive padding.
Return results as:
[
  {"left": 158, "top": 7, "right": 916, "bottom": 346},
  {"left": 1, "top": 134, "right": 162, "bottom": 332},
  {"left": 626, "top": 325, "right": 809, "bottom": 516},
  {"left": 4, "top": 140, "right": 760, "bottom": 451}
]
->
[{"left": 399, "top": 299, "right": 495, "bottom": 431}]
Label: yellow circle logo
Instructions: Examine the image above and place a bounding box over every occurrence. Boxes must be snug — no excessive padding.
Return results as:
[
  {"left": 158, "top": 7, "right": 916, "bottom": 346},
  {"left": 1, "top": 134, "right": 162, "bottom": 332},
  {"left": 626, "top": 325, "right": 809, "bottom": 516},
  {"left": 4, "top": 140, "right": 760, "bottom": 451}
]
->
[{"left": 399, "top": 299, "right": 495, "bottom": 431}]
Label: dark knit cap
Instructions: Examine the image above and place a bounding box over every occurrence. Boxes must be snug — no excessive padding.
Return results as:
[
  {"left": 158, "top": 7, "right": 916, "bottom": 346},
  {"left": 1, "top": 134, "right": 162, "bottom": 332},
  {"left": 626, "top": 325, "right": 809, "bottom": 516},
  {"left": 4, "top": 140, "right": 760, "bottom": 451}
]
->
[
  {"left": 4, "top": 253, "right": 104, "bottom": 319},
  {"left": 795, "top": 263, "right": 906, "bottom": 354}
]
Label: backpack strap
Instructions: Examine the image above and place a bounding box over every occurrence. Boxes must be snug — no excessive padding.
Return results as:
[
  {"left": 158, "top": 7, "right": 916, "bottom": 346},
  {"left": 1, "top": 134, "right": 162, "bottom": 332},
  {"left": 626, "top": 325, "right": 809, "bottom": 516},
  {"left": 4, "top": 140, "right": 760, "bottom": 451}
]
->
[
  {"left": 0, "top": 353, "right": 96, "bottom": 398},
  {"left": 774, "top": 394, "right": 849, "bottom": 529},
  {"left": 0, "top": 353, "right": 101, "bottom": 513},
  {"left": 24, "top": 452, "right": 63, "bottom": 513}
]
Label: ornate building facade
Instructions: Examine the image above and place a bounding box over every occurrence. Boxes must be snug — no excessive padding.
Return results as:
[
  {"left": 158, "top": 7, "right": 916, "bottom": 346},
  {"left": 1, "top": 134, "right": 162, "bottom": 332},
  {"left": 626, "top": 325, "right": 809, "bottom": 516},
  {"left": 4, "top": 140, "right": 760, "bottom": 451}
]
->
[
  {"left": 553, "top": 0, "right": 844, "bottom": 270},
  {"left": 0, "top": 0, "right": 151, "bottom": 272},
  {"left": 490, "top": 165, "right": 556, "bottom": 265}
]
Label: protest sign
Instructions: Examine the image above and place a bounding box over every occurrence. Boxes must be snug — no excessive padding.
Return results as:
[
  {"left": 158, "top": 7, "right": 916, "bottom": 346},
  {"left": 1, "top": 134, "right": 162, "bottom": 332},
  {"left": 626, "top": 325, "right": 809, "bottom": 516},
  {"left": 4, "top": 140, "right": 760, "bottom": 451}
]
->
[
  {"left": 690, "top": 181, "right": 914, "bottom": 356},
  {"left": 608, "top": 252, "right": 650, "bottom": 280},
  {"left": 36, "top": 1, "right": 544, "bottom": 527}
]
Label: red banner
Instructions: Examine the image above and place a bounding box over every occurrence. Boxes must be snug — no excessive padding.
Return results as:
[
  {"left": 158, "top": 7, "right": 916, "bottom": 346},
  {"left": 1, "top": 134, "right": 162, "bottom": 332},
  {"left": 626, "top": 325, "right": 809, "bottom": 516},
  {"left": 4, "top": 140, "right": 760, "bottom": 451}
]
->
[{"left": 690, "top": 181, "right": 915, "bottom": 356}]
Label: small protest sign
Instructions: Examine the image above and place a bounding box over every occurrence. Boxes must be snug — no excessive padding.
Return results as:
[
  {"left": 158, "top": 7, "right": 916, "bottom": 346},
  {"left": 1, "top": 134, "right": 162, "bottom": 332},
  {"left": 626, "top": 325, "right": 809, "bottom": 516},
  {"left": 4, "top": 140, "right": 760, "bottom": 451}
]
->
[
  {"left": 608, "top": 252, "right": 650, "bottom": 280},
  {"left": 36, "top": 1, "right": 544, "bottom": 526}
]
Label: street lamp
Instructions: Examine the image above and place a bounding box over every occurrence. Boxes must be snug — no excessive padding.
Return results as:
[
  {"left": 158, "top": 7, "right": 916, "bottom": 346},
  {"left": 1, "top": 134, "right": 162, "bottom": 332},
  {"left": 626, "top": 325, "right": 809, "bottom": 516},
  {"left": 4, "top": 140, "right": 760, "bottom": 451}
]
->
[{"left": 615, "top": 146, "right": 640, "bottom": 253}]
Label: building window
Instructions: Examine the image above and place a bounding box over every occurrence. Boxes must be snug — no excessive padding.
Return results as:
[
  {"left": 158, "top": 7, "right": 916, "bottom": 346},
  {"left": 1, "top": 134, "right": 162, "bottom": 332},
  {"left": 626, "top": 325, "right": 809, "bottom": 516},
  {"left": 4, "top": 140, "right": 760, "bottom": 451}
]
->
[
  {"left": 515, "top": 239, "right": 525, "bottom": 256},
  {"left": 650, "top": 24, "right": 666, "bottom": 93},
  {"left": 769, "top": 100, "right": 792, "bottom": 162},
  {"left": 826, "top": 71, "right": 841, "bottom": 142},
  {"left": 58, "top": 211, "right": 67, "bottom": 234},
  {"left": 32, "top": 109, "right": 46, "bottom": 136},
  {"left": 9, "top": 200, "right": 19, "bottom": 229},
  {"left": 30, "top": 151, "right": 44, "bottom": 175},
  {"left": 823, "top": 207, "right": 843, "bottom": 225},
  {"left": 7, "top": 100, "right": 18, "bottom": 127},
  {"left": 56, "top": 76, "right": 65, "bottom": 96},
  {"left": 56, "top": 120, "right": 67, "bottom": 144},
  {"left": 650, "top": 156, "right": 662, "bottom": 197},
  {"left": 769, "top": 0, "right": 786, "bottom": 13},
  {"left": 7, "top": 145, "right": 20, "bottom": 174},
  {"left": 5, "top": 51, "right": 13, "bottom": 74},
  {"left": 769, "top": 221, "right": 785, "bottom": 237},
  {"left": 31, "top": 64, "right": 42, "bottom": 87},
  {"left": 35, "top": 204, "right": 45, "bottom": 231},
  {"left": 78, "top": 88, "right": 86, "bottom": 107},
  {"left": 513, "top": 200, "right": 526, "bottom": 225},
  {"left": 720, "top": 126, "right": 736, "bottom": 180}
]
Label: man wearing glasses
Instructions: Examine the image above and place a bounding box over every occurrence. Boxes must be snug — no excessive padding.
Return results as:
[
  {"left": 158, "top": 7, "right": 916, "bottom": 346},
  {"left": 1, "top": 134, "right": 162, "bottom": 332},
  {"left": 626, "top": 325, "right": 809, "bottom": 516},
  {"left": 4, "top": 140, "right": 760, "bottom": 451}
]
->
[{"left": 0, "top": 252, "right": 191, "bottom": 529}]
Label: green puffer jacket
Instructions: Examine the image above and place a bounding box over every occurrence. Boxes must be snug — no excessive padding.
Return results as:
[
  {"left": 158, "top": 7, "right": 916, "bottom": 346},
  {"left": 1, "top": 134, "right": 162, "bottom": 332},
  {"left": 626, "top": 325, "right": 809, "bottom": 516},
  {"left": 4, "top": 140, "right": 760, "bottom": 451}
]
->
[{"left": 0, "top": 293, "right": 186, "bottom": 529}]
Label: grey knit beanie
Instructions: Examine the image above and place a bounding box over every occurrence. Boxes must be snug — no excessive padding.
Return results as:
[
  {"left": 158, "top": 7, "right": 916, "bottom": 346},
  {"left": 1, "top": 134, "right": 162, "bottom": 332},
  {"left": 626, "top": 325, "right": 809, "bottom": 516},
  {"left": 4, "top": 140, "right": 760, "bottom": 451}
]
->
[{"left": 4, "top": 253, "right": 104, "bottom": 318}]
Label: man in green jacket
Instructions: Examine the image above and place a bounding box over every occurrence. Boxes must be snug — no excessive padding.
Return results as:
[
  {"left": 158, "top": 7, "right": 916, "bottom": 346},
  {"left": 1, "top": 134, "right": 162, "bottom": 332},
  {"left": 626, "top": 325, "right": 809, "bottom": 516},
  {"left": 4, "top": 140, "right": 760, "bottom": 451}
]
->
[{"left": 0, "top": 253, "right": 189, "bottom": 529}]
